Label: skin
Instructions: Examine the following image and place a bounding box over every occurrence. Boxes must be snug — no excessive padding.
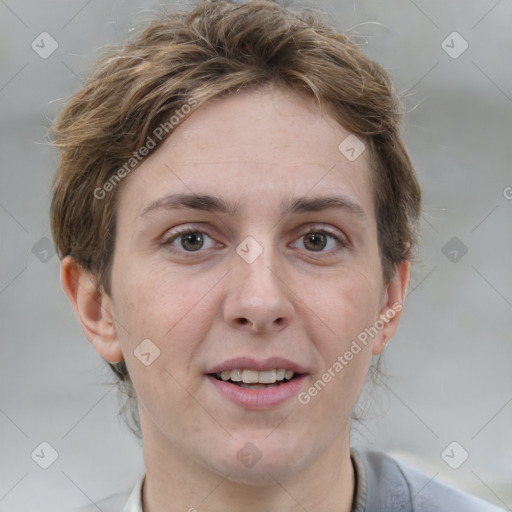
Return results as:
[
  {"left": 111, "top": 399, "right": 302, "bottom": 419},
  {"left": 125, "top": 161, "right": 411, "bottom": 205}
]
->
[{"left": 62, "top": 84, "right": 409, "bottom": 512}]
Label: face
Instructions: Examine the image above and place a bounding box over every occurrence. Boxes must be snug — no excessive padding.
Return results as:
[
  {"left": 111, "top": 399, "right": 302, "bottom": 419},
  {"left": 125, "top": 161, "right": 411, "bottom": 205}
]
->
[{"left": 81, "top": 86, "right": 407, "bottom": 484}]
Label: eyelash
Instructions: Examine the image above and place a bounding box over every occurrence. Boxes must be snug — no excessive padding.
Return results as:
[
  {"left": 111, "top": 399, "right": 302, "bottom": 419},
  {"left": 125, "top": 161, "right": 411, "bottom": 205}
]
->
[{"left": 162, "top": 226, "right": 348, "bottom": 258}]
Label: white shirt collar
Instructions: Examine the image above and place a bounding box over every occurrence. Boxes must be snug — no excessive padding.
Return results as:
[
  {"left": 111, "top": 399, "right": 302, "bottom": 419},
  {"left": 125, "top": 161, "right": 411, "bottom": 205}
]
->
[{"left": 122, "top": 472, "right": 145, "bottom": 512}]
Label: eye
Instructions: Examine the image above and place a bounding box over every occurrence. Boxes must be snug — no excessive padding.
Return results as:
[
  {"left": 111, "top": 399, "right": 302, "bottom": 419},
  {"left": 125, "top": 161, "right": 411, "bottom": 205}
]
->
[
  {"left": 162, "top": 228, "right": 217, "bottom": 254},
  {"left": 162, "top": 226, "right": 348, "bottom": 257},
  {"left": 293, "top": 228, "right": 347, "bottom": 253}
]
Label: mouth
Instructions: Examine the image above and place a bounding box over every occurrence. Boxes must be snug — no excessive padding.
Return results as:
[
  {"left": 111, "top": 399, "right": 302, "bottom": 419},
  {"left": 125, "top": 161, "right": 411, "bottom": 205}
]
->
[
  {"left": 209, "top": 368, "right": 302, "bottom": 389},
  {"left": 206, "top": 367, "right": 308, "bottom": 409},
  {"left": 205, "top": 357, "right": 308, "bottom": 408}
]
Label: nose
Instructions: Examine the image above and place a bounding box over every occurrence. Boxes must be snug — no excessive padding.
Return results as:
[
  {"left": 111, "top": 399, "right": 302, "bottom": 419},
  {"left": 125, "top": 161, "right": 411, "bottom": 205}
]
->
[{"left": 222, "top": 244, "right": 295, "bottom": 334}]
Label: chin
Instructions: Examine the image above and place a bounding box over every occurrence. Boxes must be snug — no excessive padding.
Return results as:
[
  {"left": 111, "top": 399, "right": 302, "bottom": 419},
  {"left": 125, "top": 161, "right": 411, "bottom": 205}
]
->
[
  {"left": 203, "top": 438, "right": 311, "bottom": 486},
  {"left": 217, "top": 458, "right": 301, "bottom": 486}
]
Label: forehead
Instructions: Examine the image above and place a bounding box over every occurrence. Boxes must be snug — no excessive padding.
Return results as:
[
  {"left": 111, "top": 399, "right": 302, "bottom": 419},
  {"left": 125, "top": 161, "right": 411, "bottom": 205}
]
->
[{"left": 117, "top": 86, "right": 375, "bottom": 225}]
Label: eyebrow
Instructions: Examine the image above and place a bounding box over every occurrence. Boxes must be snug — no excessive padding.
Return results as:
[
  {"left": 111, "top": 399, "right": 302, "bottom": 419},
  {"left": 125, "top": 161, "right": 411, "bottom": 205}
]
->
[{"left": 139, "top": 193, "right": 367, "bottom": 220}]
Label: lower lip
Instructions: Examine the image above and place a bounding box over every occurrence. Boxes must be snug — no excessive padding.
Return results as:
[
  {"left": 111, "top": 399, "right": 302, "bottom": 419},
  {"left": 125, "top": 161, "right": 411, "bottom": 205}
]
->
[{"left": 206, "top": 374, "right": 308, "bottom": 409}]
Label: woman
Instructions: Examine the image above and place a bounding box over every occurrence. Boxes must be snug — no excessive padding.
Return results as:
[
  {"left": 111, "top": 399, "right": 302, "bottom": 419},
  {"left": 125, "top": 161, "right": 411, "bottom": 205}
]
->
[{"left": 50, "top": 1, "right": 505, "bottom": 510}]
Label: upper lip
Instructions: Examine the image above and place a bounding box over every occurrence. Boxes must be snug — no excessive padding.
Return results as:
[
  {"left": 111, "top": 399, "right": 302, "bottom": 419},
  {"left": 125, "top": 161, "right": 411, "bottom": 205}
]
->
[{"left": 206, "top": 357, "right": 308, "bottom": 375}]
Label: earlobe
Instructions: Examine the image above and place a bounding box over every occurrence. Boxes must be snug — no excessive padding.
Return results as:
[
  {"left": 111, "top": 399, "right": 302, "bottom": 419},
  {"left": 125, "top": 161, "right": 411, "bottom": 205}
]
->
[
  {"left": 372, "top": 260, "right": 410, "bottom": 355},
  {"left": 60, "top": 256, "right": 124, "bottom": 363}
]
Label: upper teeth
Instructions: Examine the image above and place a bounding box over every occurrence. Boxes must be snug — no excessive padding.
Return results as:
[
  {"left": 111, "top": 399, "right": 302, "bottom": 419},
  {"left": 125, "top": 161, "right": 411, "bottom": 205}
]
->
[{"left": 217, "top": 369, "right": 295, "bottom": 384}]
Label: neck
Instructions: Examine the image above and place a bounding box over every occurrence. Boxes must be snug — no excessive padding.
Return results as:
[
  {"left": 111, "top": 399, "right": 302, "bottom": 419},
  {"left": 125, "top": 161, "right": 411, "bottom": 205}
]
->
[{"left": 140, "top": 413, "right": 355, "bottom": 512}]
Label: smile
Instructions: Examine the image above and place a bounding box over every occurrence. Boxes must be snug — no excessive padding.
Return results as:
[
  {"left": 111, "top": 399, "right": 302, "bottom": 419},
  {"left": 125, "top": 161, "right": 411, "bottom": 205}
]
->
[
  {"left": 207, "top": 372, "right": 308, "bottom": 409},
  {"left": 214, "top": 368, "right": 296, "bottom": 387}
]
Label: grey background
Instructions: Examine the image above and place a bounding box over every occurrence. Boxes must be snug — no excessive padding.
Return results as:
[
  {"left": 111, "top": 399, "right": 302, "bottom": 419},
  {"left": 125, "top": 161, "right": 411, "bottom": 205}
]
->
[{"left": 1, "top": 0, "right": 511, "bottom": 510}]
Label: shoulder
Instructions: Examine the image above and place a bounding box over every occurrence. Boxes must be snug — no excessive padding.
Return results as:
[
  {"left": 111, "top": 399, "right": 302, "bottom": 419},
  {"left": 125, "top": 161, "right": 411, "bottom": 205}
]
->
[{"left": 352, "top": 449, "right": 506, "bottom": 512}]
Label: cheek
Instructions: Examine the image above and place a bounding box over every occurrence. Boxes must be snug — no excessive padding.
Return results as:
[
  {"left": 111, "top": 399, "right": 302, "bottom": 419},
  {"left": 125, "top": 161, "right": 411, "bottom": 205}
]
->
[
  {"left": 303, "top": 266, "right": 383, "bottom": 341},
  {"left": 114, "top": 261, "right": 204, "bottom": 336},
  {"left": 300, "top": 267, "right": 381, "bottom": 400},
  {"left": 113, "top": 266, "right": 221, "bottom": 381},
  {"left": 114, "top": 271, "right": 213, "bottom": 424}
]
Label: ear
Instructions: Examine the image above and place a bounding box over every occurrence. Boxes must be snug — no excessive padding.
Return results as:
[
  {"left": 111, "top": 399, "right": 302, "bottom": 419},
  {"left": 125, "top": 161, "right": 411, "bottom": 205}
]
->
[
  {"left": 60, "top": 255, "right": 124, "bottom": 363},
  {"left": 372, "top": 260, "right": 410, "bottom": 355}
]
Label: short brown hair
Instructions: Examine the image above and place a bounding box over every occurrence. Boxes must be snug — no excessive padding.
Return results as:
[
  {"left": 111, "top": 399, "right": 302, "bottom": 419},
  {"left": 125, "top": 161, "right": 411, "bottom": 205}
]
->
[{"left": 50, "top": 0, "right": 421, "bottom": 439}]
